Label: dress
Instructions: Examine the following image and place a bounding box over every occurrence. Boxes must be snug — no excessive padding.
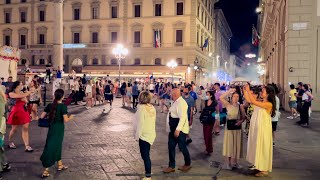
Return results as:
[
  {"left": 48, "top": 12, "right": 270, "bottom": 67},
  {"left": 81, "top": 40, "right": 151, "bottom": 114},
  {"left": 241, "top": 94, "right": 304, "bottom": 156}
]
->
[
  {"left": 7, "top": 98, "right": 31, "bottom": 125},
  {"left": 246, "top": 106, "right": 273, "bottom": 172},
  {"left": 223, "top": 104, "right": 243, "bottom": 159},
  {"left": 40, "top": 103, "right": 68, "bottom": 168}
]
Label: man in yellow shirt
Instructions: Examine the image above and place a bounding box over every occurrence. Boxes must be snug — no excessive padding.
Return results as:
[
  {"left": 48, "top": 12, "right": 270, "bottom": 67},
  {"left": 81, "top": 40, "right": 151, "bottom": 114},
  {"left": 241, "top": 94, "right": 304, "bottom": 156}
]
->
[
  {"left": 287, "top": 84, "right": 298, "bottom": 119},
  {"left": 163, "top": 88, "right": 191, "bottom": 173}
]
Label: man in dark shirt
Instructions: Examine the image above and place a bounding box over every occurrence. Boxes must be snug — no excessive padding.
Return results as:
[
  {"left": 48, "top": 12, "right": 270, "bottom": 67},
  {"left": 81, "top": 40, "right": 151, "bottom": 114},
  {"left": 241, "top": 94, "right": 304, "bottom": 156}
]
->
[
  {"left": 296, "top": 82, "right": 304, "bottom": 114},
  {"left": 132, "top": 81, "right": 139, "bottom": 109},
  {"left": 5, "top": 76, "right": 13, "bottom": 94},
  {"left": 182, "top": 86, "right": 195, "bottom": 145}
]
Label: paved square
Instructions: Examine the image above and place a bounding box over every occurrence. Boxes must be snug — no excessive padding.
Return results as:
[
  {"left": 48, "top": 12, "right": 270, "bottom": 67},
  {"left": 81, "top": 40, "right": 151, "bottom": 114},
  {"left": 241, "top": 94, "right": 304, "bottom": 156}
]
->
[{"left": 3, "top": 99, "right": 320, "bottom": 179}]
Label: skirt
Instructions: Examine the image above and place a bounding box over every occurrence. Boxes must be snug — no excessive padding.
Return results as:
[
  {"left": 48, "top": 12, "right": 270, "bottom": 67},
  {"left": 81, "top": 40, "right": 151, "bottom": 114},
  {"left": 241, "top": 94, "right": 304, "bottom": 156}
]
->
[{"left": 223, "top": 128, "right": 243, "bottom": 159}]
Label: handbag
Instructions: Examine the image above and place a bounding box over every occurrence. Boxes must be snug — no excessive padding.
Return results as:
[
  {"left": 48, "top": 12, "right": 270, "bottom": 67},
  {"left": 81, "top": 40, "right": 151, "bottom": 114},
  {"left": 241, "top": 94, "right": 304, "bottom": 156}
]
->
[
  {"left": 227, "top": 105, "right": 242, "bottom": 130},
  {"left": 200, "top": 101, "right": 215, "bottom": 124},
  {"left": 38, "top": 118, "right": 50, "bottom": 128}
]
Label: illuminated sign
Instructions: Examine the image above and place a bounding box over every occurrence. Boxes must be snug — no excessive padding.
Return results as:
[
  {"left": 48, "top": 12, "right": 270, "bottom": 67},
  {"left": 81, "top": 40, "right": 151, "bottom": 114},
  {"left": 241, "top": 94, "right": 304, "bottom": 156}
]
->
[{"left": 63, "top": 44, "right": 86, "bottom": 49}]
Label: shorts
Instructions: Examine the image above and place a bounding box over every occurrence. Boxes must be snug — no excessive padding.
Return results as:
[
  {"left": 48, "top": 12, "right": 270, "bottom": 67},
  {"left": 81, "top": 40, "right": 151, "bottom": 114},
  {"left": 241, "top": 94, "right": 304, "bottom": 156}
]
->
[
  {"left": 86, "top": 93, "right": 92, "bottom": 98},
  {"left": 289, "top": 101, "right": 297, "bottom": 108},
  {"left": 272, "top": 121, "right": 278, "bottom": 132},
  {"left": 105, "top": 94, "right": 113, "bottom": 101},
  {"left": 126, "top": 92, "right": 132, "bottom": 97}
]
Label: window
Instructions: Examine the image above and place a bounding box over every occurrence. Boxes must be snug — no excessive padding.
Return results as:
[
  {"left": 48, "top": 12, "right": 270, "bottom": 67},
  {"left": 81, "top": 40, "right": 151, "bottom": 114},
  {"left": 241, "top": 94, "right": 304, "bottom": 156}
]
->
[
  {"left": 111, "top": 32, "right": 117, "bottom": 43},
  {"left": 134, "top": 58, "right": 141, "bottom": 65},
  {"left": 20, "top": 12, "right": 26, "bottom": 22},
  {"left": 74, "top": 8, "right": 80, "bottom": 20},
  {"left": 176, "top": 58, "right": 183, "bottom": 65},
  {"left": 21, "top": 59, "right": 27, "bottom": 65},
  {"left": 92, "top": 58, "right": 98, "bottom": 65},
  {"left": 111, "top": 58, "right": 117, "bottom": 65},
  {"left": 155, "top": 58, "right": 161, "bottom": 65},
  {"left": 39, "top": 10, "right": 45, "bottom": 21},
  {"left": 134, "top": 31, "right": 140, "bottom": 44},
  {"left": 5, "top": 36, "right": 10, "bottom": 46},
  {"left": 92, "top": 7, "right": 98, "bottom": 19},
  {"left": 176, "top": 30, "right": 183, "bottom": 43},
  {"left": 197, "top": 5, "right": 200, "bottom": 17},
  {"left": 5, "top": 13, "right": 11, "bottom": 23},
  {"left": 20, "top": 35, "right": 26, "bottom": 46},
  {"left": 197, "top": 31, "right": 199, "bottom": 46},
  {"left": 134, "top": 5, "right": 141, "bottom": 17},
  {"left": 92, "top": 32, "right": 98, "bottom": 43},
  {"left": 111, "top": 6, "right": 117, "bottom": 18},
  {"left": 73, "top": 33, "right": 80, "bottom": 43},
  {"left": 39, "top": 59, "right": 45, "bottom": 65},
  {"left": 39, "top": 34, "right": 45, "bottom": 44},
  {"left": 154, "top": 30, "right": 161, "bottom": 47},
  {"left": 21, "top": 0, "right": 26, "bottom": 2},
  {"left": 177, "top": 2, "right": 183, "bottom": 15},
  {"left": 6, "top": 0, "right": 10, "bottom": 4},
  {"left": 155, "top": 4, "right": 161, "bottom": 16}
]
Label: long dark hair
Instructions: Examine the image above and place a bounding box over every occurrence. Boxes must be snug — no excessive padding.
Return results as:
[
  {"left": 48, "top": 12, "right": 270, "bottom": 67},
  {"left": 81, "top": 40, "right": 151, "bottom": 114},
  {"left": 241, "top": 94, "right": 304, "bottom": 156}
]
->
[
  {"left": 48, "top": 89, "right": 64, "bottom": 123},
  {"left": 207, "top": 91, "right": 216, "bottom": 102},
  {"left": 10, "top": 81, "right": 21, "bottom": 93},
  {"left": 265, "top": 85, "right": 276, "bottom": 118}
]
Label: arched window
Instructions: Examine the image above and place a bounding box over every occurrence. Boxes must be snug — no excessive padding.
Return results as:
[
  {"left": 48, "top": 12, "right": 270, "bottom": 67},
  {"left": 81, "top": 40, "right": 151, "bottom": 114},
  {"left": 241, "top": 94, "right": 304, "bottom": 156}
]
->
[
  {"left": 39, "top": 59, "right": 45, "bottom": 65},
  {"left": 134, "top": 58, "right": 141, "bottom": 65},
  {"left": 92, "top": 58, "right": 98, "bottom": 65},
  {"left": 154, "top": 58, "right": 161, "bottom": 65},
  {"left": 176, "top": 58, "right": 183, "bottom": 65},
  {"left": 111, "top": 58, "right": 117, "bottom": 65}
]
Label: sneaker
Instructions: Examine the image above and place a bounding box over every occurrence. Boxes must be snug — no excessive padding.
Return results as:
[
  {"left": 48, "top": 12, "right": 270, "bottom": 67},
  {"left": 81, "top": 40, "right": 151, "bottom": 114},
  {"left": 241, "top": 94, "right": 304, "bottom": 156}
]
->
[
  {"left": 25, "top": 146, "right": 34, "bottom": 152},
  {"left": 301, "top": 123, "right": 309, "bottom": 127},
  {"left": 2, "top": 163, "right": 11, "bottom": 172},
  {"left": 248, "top": 165, "right": 256, "bottom": 170},
  {"left": 287, "top": 116, "right": 294, "bottom": 119}
]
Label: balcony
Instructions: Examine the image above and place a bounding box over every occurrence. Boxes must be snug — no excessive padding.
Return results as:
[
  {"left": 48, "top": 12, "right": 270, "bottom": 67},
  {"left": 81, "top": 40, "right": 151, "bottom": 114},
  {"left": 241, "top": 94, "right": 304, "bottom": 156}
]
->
[{"left": 28, "top": 44, "right": 53, "bottom": 49}]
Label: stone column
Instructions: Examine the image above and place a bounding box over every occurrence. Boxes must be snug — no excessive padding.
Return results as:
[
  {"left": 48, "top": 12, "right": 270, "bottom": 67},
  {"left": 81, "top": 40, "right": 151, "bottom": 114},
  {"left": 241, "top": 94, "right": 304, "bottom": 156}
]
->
[{"left": 53, "top": 0, "right": 64, "bottom": 70}]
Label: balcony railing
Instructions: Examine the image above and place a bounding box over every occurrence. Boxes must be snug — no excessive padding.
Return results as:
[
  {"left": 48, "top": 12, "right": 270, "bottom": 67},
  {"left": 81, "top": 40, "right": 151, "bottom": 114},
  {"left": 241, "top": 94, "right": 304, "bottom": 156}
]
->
[{"left": 28, "top": 44, "right": 53, "bottom": 49}]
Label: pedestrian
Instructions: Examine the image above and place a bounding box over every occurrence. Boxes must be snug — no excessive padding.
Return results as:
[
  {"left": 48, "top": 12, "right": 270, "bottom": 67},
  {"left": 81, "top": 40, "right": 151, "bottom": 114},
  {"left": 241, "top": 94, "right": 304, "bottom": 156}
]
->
[
  {"left": 220, "top": 88, "right": 245, "bottom": 169},
  {"left": 103, "top": 80, "right": 114, "bottom": 113},
  {"left": 149, "top": 82, "right": 155, "bottom": 94},
  {"left": 287, "top": 84, "right": 298, "bottom": 119},
  {"left": 243, "top": 86, "right": 260, "bottom": 137},
  {"left": 4, "top": 76, "right": 13, "bottom": 94},
  {"left": 272, "top": 92, "right": 280, "bottom": 146},
  {"left": 85, "top": 80, "right": 93, "bottom": 109},
  {"left": 28, "top": 80, "right": 42, "bottom": 121},
  {"left": 189, "top": 85, "right": 198, "bottom": 114},
  {"left": 132, "top": 81, "right": 139, "bottom": 109},
  {"left": 72, "top": 77, "right": 80, "bottom": 105},
  {"left": 295, "top": 82, "right": 304, "bottom": 115},
  {"left": 200, "top": 91, "right": 218, "bottom": 155},
  {"left": 182, "top": 86, "right": 195, "bottom": 145},
  {"left": 52, "top": 77, "right": 60, "bottom": 97},
  {"left": 243, "top": 84, "right": 275, "bottom": 177},
  {"left": 56, "top": 66, "right": 62, "bottom": 84},
  {"left": 40, "top": 89, "right": 74, "bottom": 178},
  {"left": 92, "top": 81, "right": 97, "bottom": 106},
  {"left": 133, "top": 91, "right": 156, "bottom": 180},
  {"left": 0, "top": 87, "right": 11, "bottom": 179},
  {"left": 198, "top": 86, "right": 207, "bottom": 113},
  {"left": 163, "top": 88, "right": 191, "bottom": 173},
  {"left": 213, "top": 83, "right": 223, "bottom": 135},
  {"left": 7, "top": 81, "right": 34, "bottom": 152},
  {"left": 296, "top": 84, "right": 313, "bottom": 127},
  {"left": 120, "top": 82, "right": 127, "bottom": 106},
  {"left": 45, "top": 65, "right": 51, "bottom": 84},
  {"left": 126, "top": 83, "right": 132, "bottom": 107}
]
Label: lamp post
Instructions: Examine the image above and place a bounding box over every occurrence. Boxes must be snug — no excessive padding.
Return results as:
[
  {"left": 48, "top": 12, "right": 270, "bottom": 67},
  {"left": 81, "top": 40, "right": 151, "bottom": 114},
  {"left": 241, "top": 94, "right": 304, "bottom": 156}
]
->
[
  {"left": 166, "top": 60, "right": 178, "bottom": 83},
  {"left": 112, "top": 44, "right": 128, "bottom": 97}
]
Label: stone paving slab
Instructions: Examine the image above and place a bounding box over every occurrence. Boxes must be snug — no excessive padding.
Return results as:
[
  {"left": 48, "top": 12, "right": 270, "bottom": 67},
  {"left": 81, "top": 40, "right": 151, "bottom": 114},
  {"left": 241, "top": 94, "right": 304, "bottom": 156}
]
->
[{"left": 2, "top": 99, "right": 320, "bottom": 179}]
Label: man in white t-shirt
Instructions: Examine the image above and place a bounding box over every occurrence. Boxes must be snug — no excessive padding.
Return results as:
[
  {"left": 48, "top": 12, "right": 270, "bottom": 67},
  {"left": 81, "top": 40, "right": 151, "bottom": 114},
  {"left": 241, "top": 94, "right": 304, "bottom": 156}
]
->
[
  {"left": 52, "top": 77, "right": 60, "bottom": 96},
  {"left": 149, "top": 83, "right": 155, "bottom": 93}
]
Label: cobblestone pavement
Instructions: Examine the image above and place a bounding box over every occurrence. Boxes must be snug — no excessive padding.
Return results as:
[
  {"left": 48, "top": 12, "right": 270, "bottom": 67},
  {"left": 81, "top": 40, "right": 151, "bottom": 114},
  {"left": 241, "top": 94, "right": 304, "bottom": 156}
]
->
[{"left": 3, "top": 98, "right": 320, "bottom": 180}]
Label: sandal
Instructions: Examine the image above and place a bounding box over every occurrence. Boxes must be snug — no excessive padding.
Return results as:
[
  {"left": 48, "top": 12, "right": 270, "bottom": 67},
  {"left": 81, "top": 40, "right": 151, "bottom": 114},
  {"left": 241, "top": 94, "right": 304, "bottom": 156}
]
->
[
  {"left": 8, "top": 142, "right": 16, "bottom": 149},
  {"left": 25, "top": 146, "right": 34, "bottom": 152},
  {"left": 42, "top": 170, "right": 50, "bottom": 178},
  {"left": 57, "top": 164, "right": 68, "bottom": 171},
  {"left": 255, "top": 171, "right": 268, "bottom": 177}
]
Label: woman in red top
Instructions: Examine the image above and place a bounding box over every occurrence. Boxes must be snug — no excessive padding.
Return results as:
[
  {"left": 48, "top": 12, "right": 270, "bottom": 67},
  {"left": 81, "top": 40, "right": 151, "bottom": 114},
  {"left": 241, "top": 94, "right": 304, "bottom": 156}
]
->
[{"left": 7, "top": 81, "right": 34, "bottom": 152}]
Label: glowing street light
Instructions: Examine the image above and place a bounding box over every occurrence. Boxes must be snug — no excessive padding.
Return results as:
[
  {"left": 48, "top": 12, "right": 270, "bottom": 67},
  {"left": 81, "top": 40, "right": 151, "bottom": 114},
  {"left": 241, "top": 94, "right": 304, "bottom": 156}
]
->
[
  {"left": 166, "top": 60, "right": 178, "bottom": 82},
  {"left": 245, "top": 53, "right": 257, "bottom": 58},
  {"left": 256, "top": 7, "right": 262, "bottom": 13},
  {"left": 112, "top": 44, "right": 128, "bottom": 94}
]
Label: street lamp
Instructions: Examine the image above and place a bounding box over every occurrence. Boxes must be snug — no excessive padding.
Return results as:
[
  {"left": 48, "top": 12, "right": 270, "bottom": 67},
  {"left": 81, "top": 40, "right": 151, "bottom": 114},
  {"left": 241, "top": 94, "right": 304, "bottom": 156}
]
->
[
  {"left": 166, "top": 60, "right": 178, "bottom": 83},
  {"left": 112, "top": 44, "right": 128, "bottom": 97}
]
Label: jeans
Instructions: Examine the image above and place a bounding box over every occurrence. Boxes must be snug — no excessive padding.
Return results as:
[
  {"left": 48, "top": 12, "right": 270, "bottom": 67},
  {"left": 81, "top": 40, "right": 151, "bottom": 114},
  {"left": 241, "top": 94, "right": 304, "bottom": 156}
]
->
[
  {"left": 168, "top": 132, "right": 191, "bottom": 168},
  {"left": 139, "top": 139, "right": 151, "bottom": 177},
  {"left": 132, "top": 95, "right": 139, "bottom": 108},
  {"left": 73, "top": 91, "right": 79, "bottom": 104},
  {"left": 203, "top": 123, "right": 214, "bottom": 153}
]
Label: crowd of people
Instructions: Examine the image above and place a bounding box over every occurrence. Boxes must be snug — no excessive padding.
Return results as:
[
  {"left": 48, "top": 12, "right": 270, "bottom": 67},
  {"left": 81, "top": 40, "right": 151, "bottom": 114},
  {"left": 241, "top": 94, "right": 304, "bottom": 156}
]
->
[{"left": 0, "top": 72, "right": 315, "bottom": 179}]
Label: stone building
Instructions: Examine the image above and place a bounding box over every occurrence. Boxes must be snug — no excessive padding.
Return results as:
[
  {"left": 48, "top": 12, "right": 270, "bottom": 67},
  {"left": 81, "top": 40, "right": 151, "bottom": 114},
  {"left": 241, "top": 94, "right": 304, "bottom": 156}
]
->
[
  {"left": 258, "top": 0, "right": 320, "bottom": 110},
  {"left": 0, "top": 0, "right": 231, "bottom": 85}
]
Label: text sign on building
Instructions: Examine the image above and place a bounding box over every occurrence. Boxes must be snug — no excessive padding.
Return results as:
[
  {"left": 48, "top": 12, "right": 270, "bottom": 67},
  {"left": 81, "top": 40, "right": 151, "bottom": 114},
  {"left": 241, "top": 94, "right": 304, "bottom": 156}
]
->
[
  {"left": 63, "top": 44, "right": 86, "bottom": 49},
  {"left": 292, "top": 23, "right": 308, "bottom": 31}
]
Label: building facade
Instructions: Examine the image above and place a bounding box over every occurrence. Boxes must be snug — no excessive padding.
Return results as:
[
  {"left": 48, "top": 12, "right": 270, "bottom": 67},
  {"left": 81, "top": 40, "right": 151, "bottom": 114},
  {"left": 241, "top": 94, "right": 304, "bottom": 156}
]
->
[
  {"left": 0, "top": 0, "right": 223, "bottom": 85},
  {"left": 259, "top": 0, "right": 320, "bottom": 110}
]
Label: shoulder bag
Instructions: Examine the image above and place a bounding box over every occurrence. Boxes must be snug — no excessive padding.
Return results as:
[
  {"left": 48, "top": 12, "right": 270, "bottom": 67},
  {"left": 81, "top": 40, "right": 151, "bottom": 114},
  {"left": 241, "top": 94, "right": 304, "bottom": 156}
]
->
[{"left": 227, "top": 105, "right": 242, "bottom": 130}]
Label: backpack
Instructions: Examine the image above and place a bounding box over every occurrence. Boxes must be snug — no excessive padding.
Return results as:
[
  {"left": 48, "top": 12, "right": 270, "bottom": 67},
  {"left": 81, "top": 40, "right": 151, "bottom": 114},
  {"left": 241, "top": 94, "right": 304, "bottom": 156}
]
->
[
  {"left": 104, "top": 84, "right": 111, "bottom": 94},
  {"left": 200, "top": 107, "right": 215, "bottom": 124}
]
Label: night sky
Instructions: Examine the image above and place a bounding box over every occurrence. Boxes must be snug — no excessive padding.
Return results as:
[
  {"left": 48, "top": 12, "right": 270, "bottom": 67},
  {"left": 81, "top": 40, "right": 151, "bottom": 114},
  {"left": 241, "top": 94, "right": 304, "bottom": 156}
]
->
[{"left": 215, "top": 0, "right": 260, "bottom": 53}]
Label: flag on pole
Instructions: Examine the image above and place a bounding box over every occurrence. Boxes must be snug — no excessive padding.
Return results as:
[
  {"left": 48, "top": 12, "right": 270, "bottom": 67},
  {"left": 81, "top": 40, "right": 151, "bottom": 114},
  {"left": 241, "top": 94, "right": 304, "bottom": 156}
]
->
[
  {"left": 252, "top": 25, "right": 260, "bottom": 46},
  {"left": 155, "top": 30, "right": 161, "bottom": 48},
  {"left": 201, "top": 38, "right": 209, "bottom": 51}
]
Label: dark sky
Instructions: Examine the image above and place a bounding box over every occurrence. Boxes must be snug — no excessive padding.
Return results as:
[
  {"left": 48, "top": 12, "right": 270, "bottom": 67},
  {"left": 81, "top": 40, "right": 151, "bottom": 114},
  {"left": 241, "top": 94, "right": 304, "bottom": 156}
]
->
[{"left": 215, "top": 0, "right": 260, "bottom": 53}]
